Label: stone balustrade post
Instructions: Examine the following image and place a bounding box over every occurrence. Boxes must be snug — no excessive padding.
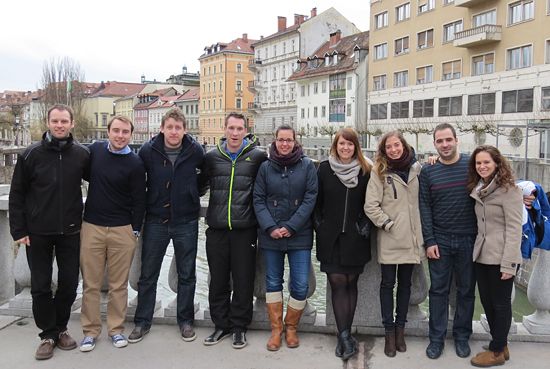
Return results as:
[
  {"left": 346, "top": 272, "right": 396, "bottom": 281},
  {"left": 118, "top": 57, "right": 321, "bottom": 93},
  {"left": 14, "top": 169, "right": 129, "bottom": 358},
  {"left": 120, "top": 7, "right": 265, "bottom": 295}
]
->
[
  {"left": 523, "top": 249, "right": 550, "bottom": 334},
  {"left": 0, "top": 186, "right": 15, "bottom": 305}
]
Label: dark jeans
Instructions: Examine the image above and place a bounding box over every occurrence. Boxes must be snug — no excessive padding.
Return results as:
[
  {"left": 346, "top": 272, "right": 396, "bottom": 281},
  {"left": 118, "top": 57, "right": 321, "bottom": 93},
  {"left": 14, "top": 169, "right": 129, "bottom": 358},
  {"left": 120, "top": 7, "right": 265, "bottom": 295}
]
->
[
  {"left": 263, "top": 248, "right": 311, "bottom": 301},
  {"left": 135, "top": 219, "right": 198, "bottom": 329},
  {"left": 380, "top": 263, "right": 414, "bottom": 330},
  {"left": 475, "top": 263, "right": 514, "bottom": 352},
  {"left": 26, "top": 233, "right": 80, "bottom": 340},
  {"left": 205, "top": 227, "right": 257, "bottom": 332},
  {"left": 428, "top": 233, "right": 475, "bottom": 344}
]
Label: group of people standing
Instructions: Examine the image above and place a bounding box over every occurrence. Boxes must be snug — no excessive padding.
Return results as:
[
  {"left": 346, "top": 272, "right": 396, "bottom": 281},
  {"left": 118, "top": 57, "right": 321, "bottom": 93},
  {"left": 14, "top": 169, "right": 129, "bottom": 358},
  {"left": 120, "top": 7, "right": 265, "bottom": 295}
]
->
[{"left": 9, "top": 105, "right": 525, "bottom": 368}]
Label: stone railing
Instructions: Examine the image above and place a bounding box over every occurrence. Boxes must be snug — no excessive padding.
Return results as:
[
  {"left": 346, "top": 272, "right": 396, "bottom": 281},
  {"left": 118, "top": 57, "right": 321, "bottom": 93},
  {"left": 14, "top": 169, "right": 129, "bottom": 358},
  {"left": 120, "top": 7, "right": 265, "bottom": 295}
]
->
[{"left": 1, "top": 184, "right": 550, "bottom": 340}]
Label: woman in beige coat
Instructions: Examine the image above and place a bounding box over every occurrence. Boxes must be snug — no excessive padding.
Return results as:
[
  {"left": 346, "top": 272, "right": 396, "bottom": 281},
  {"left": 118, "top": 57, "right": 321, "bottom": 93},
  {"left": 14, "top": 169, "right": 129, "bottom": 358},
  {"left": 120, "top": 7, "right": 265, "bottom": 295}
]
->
[
  {"left": 364, "top": 131, "right": 424, "bottom": 358},
  {"left": 467, "top": 145, "right": 522, "bottom": 368}
]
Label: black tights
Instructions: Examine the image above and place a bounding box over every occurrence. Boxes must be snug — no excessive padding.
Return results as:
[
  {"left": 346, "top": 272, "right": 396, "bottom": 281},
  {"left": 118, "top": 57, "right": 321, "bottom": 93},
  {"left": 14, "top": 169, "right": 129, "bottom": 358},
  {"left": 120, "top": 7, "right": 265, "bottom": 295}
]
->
[{"left": 327, "top": 273, "right": 360, "bottom": 333}]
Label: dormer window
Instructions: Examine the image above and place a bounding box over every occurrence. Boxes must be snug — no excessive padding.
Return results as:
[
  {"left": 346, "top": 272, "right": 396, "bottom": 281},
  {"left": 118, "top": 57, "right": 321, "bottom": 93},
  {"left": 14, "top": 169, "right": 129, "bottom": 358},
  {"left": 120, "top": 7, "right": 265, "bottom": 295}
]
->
[
  {"left": 325, "top": 55, "right": 330, "bottom": 65},
  {"left": 333, "top": 54, "right": 338, "bottom": 64}
]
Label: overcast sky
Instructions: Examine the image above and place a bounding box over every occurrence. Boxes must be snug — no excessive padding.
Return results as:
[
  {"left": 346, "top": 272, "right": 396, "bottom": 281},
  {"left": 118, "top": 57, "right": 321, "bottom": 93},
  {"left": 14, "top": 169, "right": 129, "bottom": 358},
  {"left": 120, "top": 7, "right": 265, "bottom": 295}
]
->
[{"left": 0, "top": 0, "right": 370, "bottom": 92}]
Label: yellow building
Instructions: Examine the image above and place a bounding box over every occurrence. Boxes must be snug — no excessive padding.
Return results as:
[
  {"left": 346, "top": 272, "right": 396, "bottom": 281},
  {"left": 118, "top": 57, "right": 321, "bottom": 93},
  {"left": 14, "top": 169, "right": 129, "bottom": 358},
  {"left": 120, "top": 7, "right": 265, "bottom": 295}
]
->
[
  {"left": 199, "top": 34, "right": 256, "bottom": 144},
  {"left": 368, "top": 0, "right": 550, "bottom": 156}
]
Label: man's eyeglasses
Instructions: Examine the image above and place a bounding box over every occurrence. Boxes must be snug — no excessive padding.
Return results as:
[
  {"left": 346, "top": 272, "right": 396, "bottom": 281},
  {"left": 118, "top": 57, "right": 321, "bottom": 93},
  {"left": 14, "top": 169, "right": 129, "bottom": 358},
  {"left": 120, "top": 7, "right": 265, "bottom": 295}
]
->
[{"left": 276, "top": 138, "right": 295, "bottom": 143}]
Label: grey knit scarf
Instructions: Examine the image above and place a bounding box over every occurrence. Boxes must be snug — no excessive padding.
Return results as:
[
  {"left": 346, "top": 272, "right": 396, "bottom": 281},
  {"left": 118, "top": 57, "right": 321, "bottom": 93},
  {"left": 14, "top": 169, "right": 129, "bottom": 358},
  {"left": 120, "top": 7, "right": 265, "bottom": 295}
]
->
[{"left": 328, "top": 155, "right": 360, "bottom": 188}]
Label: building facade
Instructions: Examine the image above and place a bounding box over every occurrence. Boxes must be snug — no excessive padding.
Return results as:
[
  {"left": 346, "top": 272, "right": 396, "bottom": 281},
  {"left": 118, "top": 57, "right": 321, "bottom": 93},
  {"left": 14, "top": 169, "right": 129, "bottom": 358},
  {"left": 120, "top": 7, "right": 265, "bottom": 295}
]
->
[
  {"left": 198, "top": 34, "right": 256, "bottom": 145},
  {"left": 174, "top": 88, "right": 200, "bottom": 138},
  {"left": 367, "top": 0, "right": 550, "bottom": 156}
]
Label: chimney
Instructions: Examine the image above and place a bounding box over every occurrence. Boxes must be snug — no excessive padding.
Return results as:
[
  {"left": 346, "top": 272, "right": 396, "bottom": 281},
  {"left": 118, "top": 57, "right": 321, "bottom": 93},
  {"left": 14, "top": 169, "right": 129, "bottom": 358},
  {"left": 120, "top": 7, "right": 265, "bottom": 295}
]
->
[
  {"left": 329, "top": 30, "right": 341, "bottom": 47},
  {"left": 242, "top": 33, "right": 248, "bottom": 41},
  {"left": 311, "top": 7, "right": 317, "bottom": 18},
  {"left": 277, "top": 16, "right": 287, "bottom": 32},
  {"left": 294, "top": 14, "right": 306, "bottom": 25}
]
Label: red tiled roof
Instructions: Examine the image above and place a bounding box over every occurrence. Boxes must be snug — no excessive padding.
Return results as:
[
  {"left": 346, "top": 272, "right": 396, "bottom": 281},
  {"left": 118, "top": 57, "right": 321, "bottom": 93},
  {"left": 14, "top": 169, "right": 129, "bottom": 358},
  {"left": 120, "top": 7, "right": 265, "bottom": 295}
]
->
[
  {"left": 287, "top": 31, "right": 369, "bottom": 81},
  {"left": 90, "top": 81, "right": 146, "bottom": 98},
  {"left": 200, "top": 36, "right": 256, "bottom": 59},
  {"left": 176, "top": 88, "right": 200, "bottom": 101}
]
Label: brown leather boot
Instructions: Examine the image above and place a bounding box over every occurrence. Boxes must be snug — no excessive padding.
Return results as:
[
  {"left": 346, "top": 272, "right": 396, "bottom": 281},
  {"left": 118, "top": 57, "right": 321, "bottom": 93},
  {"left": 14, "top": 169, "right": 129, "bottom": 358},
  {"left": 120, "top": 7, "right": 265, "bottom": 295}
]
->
[
  {"left": 266, "top": 301, "right": 284, "bottom": 351},
  {"left": 471, "top": 350, "right": 506, "bottom": 367},
  {"left": 384, "top": 329, "right": 396, "bottom": 357},
  {"left": 284, "top": 305, "right": 304, "bottom": 348},
  {"left": 395, "top": 326, "right": 406, "bottom": 352},
  {"left": 482, "top": 344, "right": 510, "bottom": 361},
  {"left": 35, "top": 339, "right": 55, "bottom": 360}
]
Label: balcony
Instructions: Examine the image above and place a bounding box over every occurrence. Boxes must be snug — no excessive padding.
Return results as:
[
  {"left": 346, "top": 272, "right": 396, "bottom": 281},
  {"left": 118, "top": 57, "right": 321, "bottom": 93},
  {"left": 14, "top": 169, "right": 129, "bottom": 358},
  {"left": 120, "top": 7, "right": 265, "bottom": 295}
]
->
[
  {"left": 247, "top": 102, "right": 261, "bottom": 112},
  {"left": 453, "top": 24, "right": 502, "bottom": 48},
  {"left": 248, "top": 80, "right": 263, "bottom": 93},
  {"left": 248, "top": 58, "right": 262, "bottom": 71},
  {"left": 455, "top": 0, "right": 487, "bottom": 7}
]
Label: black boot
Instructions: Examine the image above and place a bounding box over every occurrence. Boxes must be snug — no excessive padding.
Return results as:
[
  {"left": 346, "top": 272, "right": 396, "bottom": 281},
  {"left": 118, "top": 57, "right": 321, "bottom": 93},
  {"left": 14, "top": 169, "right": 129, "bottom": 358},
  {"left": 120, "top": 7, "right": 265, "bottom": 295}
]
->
[
  {"left": 384, "top": 329, "right": 396, "bottom": 357},
  {"left": 339, "top": 330, "right": 357, "bottom": 361},
  {"left": 335, "top": 335, "right": 343, "bottom": 358}
]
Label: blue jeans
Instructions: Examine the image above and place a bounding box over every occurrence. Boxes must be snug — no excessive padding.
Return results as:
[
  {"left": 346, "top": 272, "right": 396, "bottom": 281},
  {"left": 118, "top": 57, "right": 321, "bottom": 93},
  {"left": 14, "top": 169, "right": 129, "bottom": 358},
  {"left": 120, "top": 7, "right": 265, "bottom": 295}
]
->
[
  {"left": 428, "top": 233, "right": 476, "bottom": 344},
  {"left": 263, "top": 249, "right": 311, "bottom": 301},
  {"left": 134, "top": 219, "right": 198, "bottom": 329}
]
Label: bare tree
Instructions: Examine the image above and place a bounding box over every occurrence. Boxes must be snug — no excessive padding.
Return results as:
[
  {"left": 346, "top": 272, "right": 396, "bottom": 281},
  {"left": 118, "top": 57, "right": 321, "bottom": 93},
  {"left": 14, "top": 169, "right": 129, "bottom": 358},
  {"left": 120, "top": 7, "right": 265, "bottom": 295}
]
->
[
  {"left": 318, "top": 124, "right": 338, "bottom": 143},
  {"left": 38, "top": 57, "right": 91, "bottom": 141}
]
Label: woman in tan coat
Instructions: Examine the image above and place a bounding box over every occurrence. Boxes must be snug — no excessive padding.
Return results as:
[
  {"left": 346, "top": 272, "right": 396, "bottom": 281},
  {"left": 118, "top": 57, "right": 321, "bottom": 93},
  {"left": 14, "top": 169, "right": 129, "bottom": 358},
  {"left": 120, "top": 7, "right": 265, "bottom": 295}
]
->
[
  {"left": 364, "top": 131, "right": 424, "bottom": 357},
  {"left": 467, "top": 145, "right": 522, "bottom": 368}
]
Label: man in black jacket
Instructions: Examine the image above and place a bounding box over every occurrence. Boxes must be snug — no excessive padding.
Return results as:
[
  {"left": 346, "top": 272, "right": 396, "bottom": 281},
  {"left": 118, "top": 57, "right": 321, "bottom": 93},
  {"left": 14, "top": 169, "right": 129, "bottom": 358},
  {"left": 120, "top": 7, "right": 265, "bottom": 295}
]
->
[
  {"left": 128, "top": 108, "right": 206, "bottom": 343},
  {"left": 9, "top": 104, "right": 90, "bottom": 360},
  {"left": 202, "top": 112, "right": 267, "bottom": 349}
]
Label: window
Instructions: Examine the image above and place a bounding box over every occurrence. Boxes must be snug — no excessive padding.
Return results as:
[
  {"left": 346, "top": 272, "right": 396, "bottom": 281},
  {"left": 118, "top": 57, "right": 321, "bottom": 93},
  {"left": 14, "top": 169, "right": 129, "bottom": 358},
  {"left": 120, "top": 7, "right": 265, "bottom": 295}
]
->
[
  {"left": 273, "top": 45, "right": 277, "bottom": 57},
  {"left": 322, "top": 81, "right": 327, "bottom": 93},
  {"left": 213, "top": 66, "right": 216, "bottom": 74},
  {"left": 292, "top": 39, "right": 295, "bottom": 51},
  {"left": 416, "top": 65, "right": 433, "bottom": 84},
  {"left": 236, "top": 63, "right": 242, "bottom": 73},
  {"left": 442, "top": 60, "right": 461, "bottom": 80},
  {"left": 347, "top": 77, "right": 353, "bottom": 90},
  {"left": 373, "top": 75, "right": 387, "bottom": 91},
  {"left": 468, "top": 93, "right": 496, "bottom": 115},
  {"left": 418, "top": 0, "right": 435, "bottom": 14},
  {"left": 283, "top": 42, "right": 286, "bottom": 54},
  {"left": 282, "top": 65, "right": 286, "bottom": 78},
  {"left": 396, "top": 3, "right": 411, "bottom": 22},
  {"left": 322, "top": 106, "right": 326, "bottom": 117},
  {"left": 329, "top": 73, "right": 346, "bottom": 98},
  {"left": 213, "top": 82, "right": 216, "bottom": 91},
  {"left": 439, "top": 96, "right": 462, "bottom": 116},
  {"left": 375, "top": 11, "right": 388, "bottom": 29},
  {"left": 273, "top": 67, "right": 277, "bottom": 80},
  {"left": 236, "top": 80, "right": 242, "bottom": 91},
  {"left": 417, "top": 29, "right": 434, "bottom": 49},
  {"left": 546, "top": 39, "right": 550, "bottom": 64},
  {"left": 220, "top": 80, "right": 223, "bottom": 91},
  {"left": 371, "top": 104, "right": 387, "bottom": 120},
  {"left": 502, "top": 89, "right": 533, "bottom": 113},
  {"left": 413, "top": 99, "right": 434, "bottom": 117},
  {"left": 329, "top": 100, "right": 346, "bottom": 122},
  {"left": 374, "top": 43, "right": 388, "bottom": 60},
  {"left": 395, "top": 36, "right": 409, "bottom": 55},
  {"left": 347, "top": 104, "right": 352, "bottom": 117},
  {"left": 509, "top": 1, "right": 534, "bottom": 25},
  {"left": 236, "top": 98, "right": 242, "bottom": 109},
  {"left": 542, "top": 87, "right": 550, "bottom": 110},
  {"left": 394, "top": 70, "right": 408, "bottom": 87},
  {"left": 314, "top": 82, "right": 318, "bottom": 94},
  {"left": 391, "top": 101, "right": 409, "bottom": 119},
  {"left": 472, "top": 53, "right": 495, "bottom": 75},
  {"left": 443, "top": 21, "right": 463, "bottom": 43},
  {"left": 473, "top": 10, "right": 496, "bottom": 27},
  {"left": 507, "top": 45, "right": 532, "bottom": 70},
  {"left": 313, "top": 106, "right": 318, "bottom": 118},
  {"left": 300, "top": 85, "right": 305, "bottom": 97},
  {"left": 213, "top": 100, "right": 216, "bottom": 110},
  {"left": 301, "top": 108, "right": 305, "bottom": 118}
]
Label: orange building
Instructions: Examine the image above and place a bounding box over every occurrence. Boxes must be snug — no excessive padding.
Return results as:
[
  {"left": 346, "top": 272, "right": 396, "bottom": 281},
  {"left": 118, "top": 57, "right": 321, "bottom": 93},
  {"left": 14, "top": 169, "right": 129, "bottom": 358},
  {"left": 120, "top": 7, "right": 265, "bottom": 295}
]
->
[{"left": 198, "top": 34, "right": 256, "bottom": 144}]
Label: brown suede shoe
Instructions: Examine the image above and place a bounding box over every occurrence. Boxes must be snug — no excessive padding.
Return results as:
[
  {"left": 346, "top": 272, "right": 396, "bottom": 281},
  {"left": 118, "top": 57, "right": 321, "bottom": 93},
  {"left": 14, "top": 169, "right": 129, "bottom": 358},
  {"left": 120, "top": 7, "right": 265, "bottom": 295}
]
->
[
  {"left": 482, "top": 344, "right": 510, "bottom": 361},
  {"left": 471, "top": 350, "right": 506, "bottom": 367},
  {"left": 35, "top": 339, "right": 56, "bottom": 360},
  {"left": 57, "top": 330, "right": 77, "bottom": 350}
]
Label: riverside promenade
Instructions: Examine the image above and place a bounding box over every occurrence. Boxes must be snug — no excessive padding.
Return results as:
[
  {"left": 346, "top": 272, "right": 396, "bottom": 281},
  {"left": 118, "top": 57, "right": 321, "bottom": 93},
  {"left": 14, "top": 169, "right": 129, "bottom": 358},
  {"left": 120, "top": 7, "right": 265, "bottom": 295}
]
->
[{"left": 0, "top": 314, "right": 548, "bottom": 369}]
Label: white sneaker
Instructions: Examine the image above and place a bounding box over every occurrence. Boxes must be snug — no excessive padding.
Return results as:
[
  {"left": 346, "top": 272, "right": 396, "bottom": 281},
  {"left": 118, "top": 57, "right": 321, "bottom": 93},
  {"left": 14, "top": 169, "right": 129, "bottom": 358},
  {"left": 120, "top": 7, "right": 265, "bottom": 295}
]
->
[
  {"left": 111, "top": 334, "right": 128, "bottom": 348},
  {"left": 80, "top": 336, "right": 96, "bottom": 352}
]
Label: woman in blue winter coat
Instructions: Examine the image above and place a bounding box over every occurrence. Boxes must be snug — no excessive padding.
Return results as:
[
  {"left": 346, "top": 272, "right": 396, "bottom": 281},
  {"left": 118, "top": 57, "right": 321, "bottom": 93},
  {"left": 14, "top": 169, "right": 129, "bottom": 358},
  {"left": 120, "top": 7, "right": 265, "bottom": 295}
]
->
[{"left": 253, "top": 124, "right": 318, "bottom": 352}]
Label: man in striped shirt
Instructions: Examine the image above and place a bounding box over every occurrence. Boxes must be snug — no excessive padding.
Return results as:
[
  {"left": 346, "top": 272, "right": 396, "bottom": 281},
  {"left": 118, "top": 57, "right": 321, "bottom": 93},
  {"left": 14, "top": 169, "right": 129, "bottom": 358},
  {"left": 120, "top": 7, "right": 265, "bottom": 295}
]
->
[{"left": 419, "top": 123, "right": 476, "bottom": 360}]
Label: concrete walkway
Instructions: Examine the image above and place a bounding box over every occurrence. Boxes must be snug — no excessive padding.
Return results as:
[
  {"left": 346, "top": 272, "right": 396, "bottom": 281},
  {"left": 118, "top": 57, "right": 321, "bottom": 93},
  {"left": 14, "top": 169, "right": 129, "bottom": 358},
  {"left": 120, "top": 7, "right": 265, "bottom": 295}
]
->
[{"left": 0, "top": 315, "right": 548, "bottom": 369}]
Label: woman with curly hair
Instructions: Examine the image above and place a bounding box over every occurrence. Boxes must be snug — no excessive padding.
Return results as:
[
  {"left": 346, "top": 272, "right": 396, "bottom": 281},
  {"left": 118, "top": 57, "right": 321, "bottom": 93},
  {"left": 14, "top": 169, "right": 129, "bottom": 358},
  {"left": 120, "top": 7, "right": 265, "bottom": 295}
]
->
[
  {"left": 364, "top": 130, "right": 424, "bottom": 357},
  {"left": 467, "top": 145, "right": 522, "bottom": 368}
]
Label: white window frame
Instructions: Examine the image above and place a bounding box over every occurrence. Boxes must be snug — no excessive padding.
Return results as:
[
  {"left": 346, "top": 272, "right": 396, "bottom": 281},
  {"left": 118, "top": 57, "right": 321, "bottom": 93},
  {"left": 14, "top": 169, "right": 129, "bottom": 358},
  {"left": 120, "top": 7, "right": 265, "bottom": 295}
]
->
[
  {"left": 473, "top": 9, "right": 497, "bottom": 27},
  {"left": 416, "top": 65, "right": 433, "bottom": 84},
  {"left": 417, "top": 29, "right": 434, "bottom": 50},
  {"left": 442, "top": 59, "right": 462, "bottom": 80},
  {"left": 375, "top": 11, "right": 389, "bottom": 29},
  {"left": 396, "top": 2, "right": 411, "bottom": 22},
  {"left": 541, "top": 86, "right": 550, "bottom": 110},
  {"left": 472, "top": 52, "right": 496, "bottom": 76},
  {"left": 508, "top": 0, "right": 534, "bottom": 25},
  {"left": 545, "top": 39, "right": 550, "bottom": 64},
  {"left": 374, "top": 43, "right": 388, "bottom": 60},
  {"left": 394, "top": 35, "right": 410, "bottom": 55},
  {"left": 506, "top": 44, "right": 533, "bottom": 70},
  {"left": 443, "top": 20, "right": 463, "bottom": 43},
  {"left": 373, "top": 75, "right": 387, "bottom": 91},
  {"left": 418, "top": 0, "right": 435, "bottom": 14},
  {"left": 394, "top": 70, "right": 409, "bottom": 88}
]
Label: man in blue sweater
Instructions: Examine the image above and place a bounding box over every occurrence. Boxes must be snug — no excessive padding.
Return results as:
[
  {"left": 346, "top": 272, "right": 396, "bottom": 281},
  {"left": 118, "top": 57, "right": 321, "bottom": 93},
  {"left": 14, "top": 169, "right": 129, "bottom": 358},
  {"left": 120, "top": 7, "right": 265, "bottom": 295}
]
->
[
  {"left": 79, "top": 116, "right": 146, "bottom": 352},
  {"left": 419, "top": 123, "right": 476, "bottom": 360},
  {"left": 128, "top": 108, "right": 206, "bottom": 343}
]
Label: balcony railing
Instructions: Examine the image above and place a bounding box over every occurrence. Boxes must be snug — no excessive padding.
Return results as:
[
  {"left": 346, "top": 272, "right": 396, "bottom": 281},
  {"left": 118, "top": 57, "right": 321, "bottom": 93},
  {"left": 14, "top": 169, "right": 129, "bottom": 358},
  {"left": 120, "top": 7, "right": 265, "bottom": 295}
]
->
[
  {"left": 247, "top": 80, "right": 263, "bottom": 93},
  {"left": 453, "top": 24, "right": 502, "bottom": 48},
  {"left": 248, "top": 58, "right": 262, "bottom": 71}
]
